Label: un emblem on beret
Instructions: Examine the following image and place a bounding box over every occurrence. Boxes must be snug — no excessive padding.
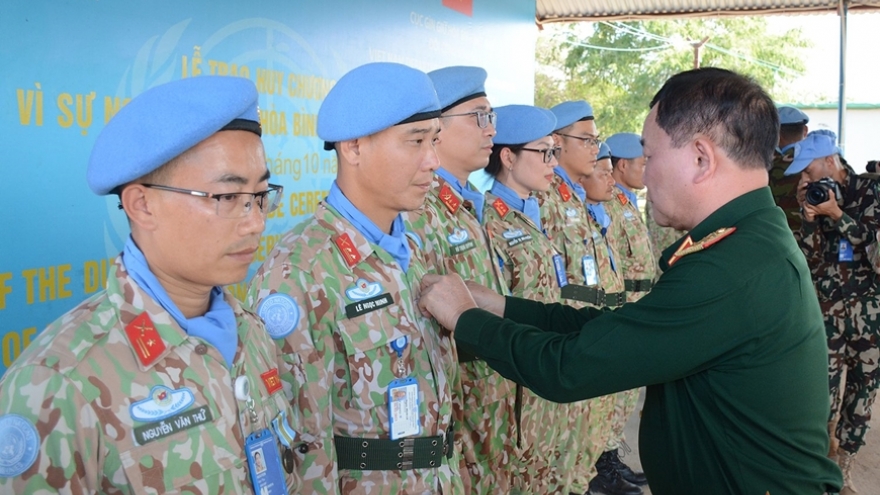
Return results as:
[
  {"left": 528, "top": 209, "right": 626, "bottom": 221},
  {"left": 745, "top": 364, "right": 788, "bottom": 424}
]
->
[
  {"left": 0, "top": 414, "right": 40, "bottom": 477},
  {"left": 258, "top": 293, "right": 299, "bottom": 339}
]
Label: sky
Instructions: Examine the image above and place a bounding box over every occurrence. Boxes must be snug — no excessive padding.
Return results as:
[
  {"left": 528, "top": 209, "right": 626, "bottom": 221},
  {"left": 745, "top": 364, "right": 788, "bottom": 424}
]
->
[{"left": 766, "top": 11, "right": 880, "bottom": 104}]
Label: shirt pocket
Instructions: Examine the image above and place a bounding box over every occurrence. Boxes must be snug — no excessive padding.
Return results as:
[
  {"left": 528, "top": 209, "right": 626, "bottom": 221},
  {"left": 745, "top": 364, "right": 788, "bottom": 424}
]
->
[
  {"left": 119, "top": 422, "right": 244, "bottom": 494},
  {"left": 335, "top": 312, "right": 409, "bottom": 411}
]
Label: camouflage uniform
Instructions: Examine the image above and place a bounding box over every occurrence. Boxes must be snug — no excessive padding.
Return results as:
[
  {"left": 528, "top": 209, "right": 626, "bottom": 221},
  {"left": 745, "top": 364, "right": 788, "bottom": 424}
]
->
[
  {"left": 769, "top": 147, "right": 802, "bottom": 231},
  {"left": 798, "top": 166, "right": 880, "bottom": 455},
  {"left": 604, "top": 186, "right": 655, "bottom": 462},
  {"left": 404, "top": 174, "right": 516, "bottom": 495},
  {"left": 481, "top": 192, "right": 563, "bottom": 495},
  {"left": 247, "top": 202, "right": 463, "bottom": 494},
  {"left": 0, "top": 257, "right": 299, "bottom": 494},
  {"left": 645, "top": 200, "right": 686, "bottom": 277},
  {"left": 536, "top": 174, "right": 621, "bottom": 494}
]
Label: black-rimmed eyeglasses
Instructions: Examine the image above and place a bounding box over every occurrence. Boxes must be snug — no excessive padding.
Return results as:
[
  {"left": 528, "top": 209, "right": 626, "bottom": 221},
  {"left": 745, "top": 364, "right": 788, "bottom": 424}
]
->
[
  {"left": 520, "top": 146, "right": 562, "bottom": 164},
  {"left": 442, "top": 110, "right": 497, "bottom": 129},
  {"left": 557, "top": 133, "right": 602, "bottom": 148},
  {"left": 138, "top": 183, "right": 283, "bottom": 218}
]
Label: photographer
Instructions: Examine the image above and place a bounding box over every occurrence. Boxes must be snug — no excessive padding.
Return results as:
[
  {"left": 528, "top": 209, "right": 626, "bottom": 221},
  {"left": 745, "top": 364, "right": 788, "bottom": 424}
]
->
[{"left": 785, "top": 131, "right": 880, "bottom": 495}]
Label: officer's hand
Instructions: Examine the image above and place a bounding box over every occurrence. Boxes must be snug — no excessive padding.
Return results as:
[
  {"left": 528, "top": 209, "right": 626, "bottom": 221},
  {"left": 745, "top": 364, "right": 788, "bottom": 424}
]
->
[
  {"left": 418, "top": 274, "right": 477, "bottom": 331},
  {"left": 802, "top": 189, "right": 843, "bottom": 223},
  {"left": 464, "top": 281, "right": 506, "bottom": 317}
]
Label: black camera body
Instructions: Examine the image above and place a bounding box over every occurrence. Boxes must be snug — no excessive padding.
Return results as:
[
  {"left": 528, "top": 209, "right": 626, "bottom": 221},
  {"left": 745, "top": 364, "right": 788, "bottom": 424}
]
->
[{"left": 805, "top": 177, "right": 842, "bottom": 206}]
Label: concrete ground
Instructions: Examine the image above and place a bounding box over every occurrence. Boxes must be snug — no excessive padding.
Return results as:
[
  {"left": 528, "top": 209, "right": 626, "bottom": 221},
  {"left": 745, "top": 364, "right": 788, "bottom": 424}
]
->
[{"left": 621, "top": 388, "right": 880, "bottom": 495}]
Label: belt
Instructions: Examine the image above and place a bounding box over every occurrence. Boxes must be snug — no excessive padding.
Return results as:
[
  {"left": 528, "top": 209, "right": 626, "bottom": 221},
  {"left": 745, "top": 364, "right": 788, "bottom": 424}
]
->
[
  {"left": 624, "top": 278, "right": 653, "bottom": 293},
  {"left": 335, "top": 424, "right": 454, "bottom": 471},
  {"left": 561, "top": 284, "right": 626, "bottom": 308}
]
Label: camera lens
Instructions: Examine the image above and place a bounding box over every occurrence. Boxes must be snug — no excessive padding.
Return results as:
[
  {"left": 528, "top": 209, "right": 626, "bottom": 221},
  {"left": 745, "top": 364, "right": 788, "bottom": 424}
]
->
[{"left": 805, "top": 182, "right": 829, "bottom": 206}]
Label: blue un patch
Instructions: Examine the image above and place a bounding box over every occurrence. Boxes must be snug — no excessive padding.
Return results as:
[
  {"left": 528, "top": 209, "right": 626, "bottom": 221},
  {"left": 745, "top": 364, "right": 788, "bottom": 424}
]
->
[
  {"left": 0, "top": 414, "right": 40, "bottom": 477},
  {"left": 257, "top": 293, "right": 300, "bottom": 339}
]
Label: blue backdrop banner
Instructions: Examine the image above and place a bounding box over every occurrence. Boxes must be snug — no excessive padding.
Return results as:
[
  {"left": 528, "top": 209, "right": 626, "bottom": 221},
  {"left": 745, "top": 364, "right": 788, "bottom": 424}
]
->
[{"left": 0, "top": 0, "right": 536, "bottom": 375}]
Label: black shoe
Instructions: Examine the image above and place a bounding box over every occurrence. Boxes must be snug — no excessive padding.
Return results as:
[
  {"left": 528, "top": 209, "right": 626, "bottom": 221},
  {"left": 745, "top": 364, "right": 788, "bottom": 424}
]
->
[
  {"left": 608, "top": 448, "right": 648, "bottom": 486},
  {"left": 589, "top": 452, "right": 643, "bottom": 495}
]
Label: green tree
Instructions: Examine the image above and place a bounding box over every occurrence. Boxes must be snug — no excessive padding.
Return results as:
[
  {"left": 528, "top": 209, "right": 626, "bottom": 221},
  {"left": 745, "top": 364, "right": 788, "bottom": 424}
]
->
[{"left": 536, "top": 18, "right": 811, "bottom": 135}]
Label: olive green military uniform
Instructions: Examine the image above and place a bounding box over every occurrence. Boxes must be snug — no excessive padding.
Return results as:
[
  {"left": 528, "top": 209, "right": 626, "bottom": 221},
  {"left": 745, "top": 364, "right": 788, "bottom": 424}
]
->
[
  {"left": 247, "top": 202, "right": 463, "bottom": 495},
  {"left": 455, "top": 188, "right": 843, "bottom": 495},
  {"left": 798, "top": 166, "right": 880, "bottom": 456},
  {"left": 405, "top": 174, "right": 516, "bottom": 495},
  {"left": 482, "top": 192, "right": 563, "bottom": 495},
  {"left": 0, "top": 257, "right": 300, "bottom": 494},
  {"left": 768, "top": 147, "right": 802, "bottom": 231}
]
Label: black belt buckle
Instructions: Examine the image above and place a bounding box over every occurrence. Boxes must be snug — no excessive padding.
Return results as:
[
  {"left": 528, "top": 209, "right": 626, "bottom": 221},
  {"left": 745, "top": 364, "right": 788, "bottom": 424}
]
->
[{"left": 399, "top": 437, "right": 415, "bottom": 470}]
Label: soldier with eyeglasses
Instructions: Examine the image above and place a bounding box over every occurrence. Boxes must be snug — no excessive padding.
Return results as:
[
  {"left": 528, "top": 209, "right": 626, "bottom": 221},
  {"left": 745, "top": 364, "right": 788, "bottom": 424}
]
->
[{"left": 0, "top": 76, "right": 301, "bottom": 494}]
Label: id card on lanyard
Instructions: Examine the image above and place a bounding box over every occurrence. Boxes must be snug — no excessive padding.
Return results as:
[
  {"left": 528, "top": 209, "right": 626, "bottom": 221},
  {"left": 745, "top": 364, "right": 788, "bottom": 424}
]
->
[
  {"left": 388, "top": 336, "right": 420, "bottom": 440},
  {"left": 839, "top": 239, "right": 854, "bottom": 262},
  {"left": 245, "top": 428, "right": 287, "bottom": 495}
]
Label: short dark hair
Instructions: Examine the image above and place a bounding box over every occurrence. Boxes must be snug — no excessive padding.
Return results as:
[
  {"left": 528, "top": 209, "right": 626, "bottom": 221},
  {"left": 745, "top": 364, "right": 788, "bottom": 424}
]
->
[
  {"left": 779, "top": 124, "right": 807, "bottom": 146},
  {"left": 649, "top": 67, "right": 778, "bottom": 170},
  {"left": 486, "top": 143, "right": 524, "bottom": 177}
]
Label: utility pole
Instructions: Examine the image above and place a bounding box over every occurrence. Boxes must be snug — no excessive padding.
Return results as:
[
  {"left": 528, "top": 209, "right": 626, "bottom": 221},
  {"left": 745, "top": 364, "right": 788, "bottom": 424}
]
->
[{"left": 690, "top": 36, "right": 710, "bottom": 68}]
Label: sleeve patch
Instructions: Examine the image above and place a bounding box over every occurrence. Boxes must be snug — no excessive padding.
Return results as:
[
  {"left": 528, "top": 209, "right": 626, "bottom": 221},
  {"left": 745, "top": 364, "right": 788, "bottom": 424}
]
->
[
  {"left": 0, "top": 414, "right": 40, "bottom": 477},
  {"left": 257, "top": 293, "right": 300, "bottom": 339}
]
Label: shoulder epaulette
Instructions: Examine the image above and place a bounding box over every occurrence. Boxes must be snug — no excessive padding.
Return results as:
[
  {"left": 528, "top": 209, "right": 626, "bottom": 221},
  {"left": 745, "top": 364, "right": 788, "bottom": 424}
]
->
[
  {"left": 667, "top": 227, "right": 736, "bottom": 267},
  {"left": 335, "top": 233, "right": 362, "bottom": 267},
  {"left": 438, "top": 184, "right": 461, "bottom": 214},
  {"left": 558, "top": 183, "right": 572, "bottom": 202},
  {"left": 492, "top": 198, "right": 510, "bottom": 217}
]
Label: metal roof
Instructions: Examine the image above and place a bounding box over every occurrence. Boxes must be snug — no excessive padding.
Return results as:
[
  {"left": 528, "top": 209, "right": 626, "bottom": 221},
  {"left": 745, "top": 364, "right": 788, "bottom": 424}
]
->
[{"left": 537, "top": 0, "right": 880, "bottom": 22}]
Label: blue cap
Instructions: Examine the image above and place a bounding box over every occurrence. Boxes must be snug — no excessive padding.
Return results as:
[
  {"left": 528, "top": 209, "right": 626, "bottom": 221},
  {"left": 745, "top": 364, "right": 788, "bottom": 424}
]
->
[
  {"left": 493, "top": 105, "right": 557, "bottom": 145},
  {"left": 318, "top": 62, "right": 441, "bottom": 150},
  {"left": 87, "top": 76, "right": 261, "bottom": 196},
  {"left": 778, "top": 106, "right": 809, "bottom": 125},
  {"left": 809, "top": 128, "right": 837, "bottom": 141},
  {"left": 597, "top": 142, "right": 612, "bottom": 160},
  {"left": 428, "top": 66, "right": 488, "bottom": 112},
  {"left": 605, "top": 133, "right": 643, "bottom": 159},
  {"left": 784, "top": 133, "right": 841, "bottom": 176},
  {"left": 549, "top": 100, "right": 594, "bottom": 131}
]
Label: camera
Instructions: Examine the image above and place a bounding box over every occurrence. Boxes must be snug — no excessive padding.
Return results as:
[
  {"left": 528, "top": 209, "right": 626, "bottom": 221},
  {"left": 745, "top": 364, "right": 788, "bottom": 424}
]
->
[{"left": 805, "top": 177, "right": 842, "bottom": 206}]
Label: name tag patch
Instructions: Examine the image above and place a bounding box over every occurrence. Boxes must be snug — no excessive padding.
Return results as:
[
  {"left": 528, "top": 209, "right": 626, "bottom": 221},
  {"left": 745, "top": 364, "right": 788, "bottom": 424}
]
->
[
  {"left": 133, "top": 405, "right": 213, "bottom": 445},
  {"left": 345, "top": 293, "right": 393, "bottom": 318}
]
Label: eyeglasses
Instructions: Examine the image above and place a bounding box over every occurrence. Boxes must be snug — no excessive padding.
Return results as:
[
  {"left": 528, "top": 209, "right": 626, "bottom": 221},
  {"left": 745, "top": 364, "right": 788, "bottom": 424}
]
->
[
  {"left": 442, "top": 110, "right": 497, "bottom": 129},
  {"left": 140, "top": 183, "right": 283, "bottom": 218},
  {"left": 520, "top": 146, "right": 562, "bottom": 163},
  {"left": 557, "top": 133, "right": 602, "bottom": 148}
]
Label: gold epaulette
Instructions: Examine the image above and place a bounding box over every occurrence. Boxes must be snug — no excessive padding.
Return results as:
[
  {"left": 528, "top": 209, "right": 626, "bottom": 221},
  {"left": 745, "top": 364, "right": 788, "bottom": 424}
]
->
[{"left": 667, "top": 227, "right": 736, "bottom": 267}]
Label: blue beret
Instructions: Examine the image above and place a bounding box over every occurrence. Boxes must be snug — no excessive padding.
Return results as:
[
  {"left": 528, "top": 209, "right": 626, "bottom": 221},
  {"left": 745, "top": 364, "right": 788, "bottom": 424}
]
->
[
  {"left": 87, "top": 76, "right": 260, "bottom": 195},
  {"left": 778, "top": 106, "right": 809, "bottom": 125},
  {"left": 605, "top": 133, "right": 644, "bottom": 159},
  {"left": 784, "top": 133, "right": 840, "bottom": 176},
  {"left": 428, "top": 66, "right": 488, "bottom": 112},
  {"left": 318, "top": 62, "right": 440, "bottom": 150},
  {"left": 549, "top": 100, "right": 594, "bottom": 131},
  {"left": 597, "top": 142, "right": 612, "bottom": 161},
  {"left": 493, "top": 105, "right": 557, "bottom": 146}
]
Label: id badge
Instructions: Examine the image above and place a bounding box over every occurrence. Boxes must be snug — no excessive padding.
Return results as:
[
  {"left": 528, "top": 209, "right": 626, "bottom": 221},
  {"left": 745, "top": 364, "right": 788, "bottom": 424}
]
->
[
  {"left": 582, "top": 256, "right": 599, "bottom": 286},
  {"left": 552, "top": 254, "right": 568, "bottom": 288},
  {"left": 388, "top": 377, "right": 420, "bottom": 440},
  {"left": 839, "top": 239, "right": 854, "bottom": 262},
  {"left": 245, "top": 428, "right": 287, "bottom": 495}
]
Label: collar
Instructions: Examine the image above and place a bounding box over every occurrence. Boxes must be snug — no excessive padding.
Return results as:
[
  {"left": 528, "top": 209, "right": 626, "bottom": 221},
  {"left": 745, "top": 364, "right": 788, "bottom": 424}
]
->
[
  {"left": 324, "top": 182, "right": 412, "bottom": 272},
  {"left": 555, "top": 166, "right": 586, "bottom": 203},
  {"left": 490, "top": 180, "right": 542, "bottom": 231},
  {"left": 660, "top": 187, "right": 774, "bottom": 270}
]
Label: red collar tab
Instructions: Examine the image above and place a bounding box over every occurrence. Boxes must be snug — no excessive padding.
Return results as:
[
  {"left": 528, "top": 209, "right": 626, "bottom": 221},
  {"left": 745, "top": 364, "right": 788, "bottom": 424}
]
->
[{"left": 125, "top": 312, "right": 167, "bottom": 367}]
